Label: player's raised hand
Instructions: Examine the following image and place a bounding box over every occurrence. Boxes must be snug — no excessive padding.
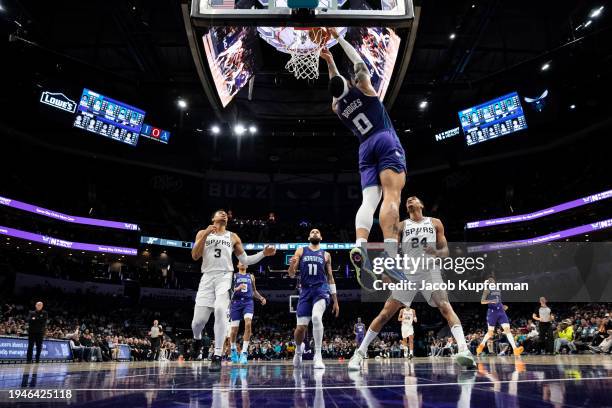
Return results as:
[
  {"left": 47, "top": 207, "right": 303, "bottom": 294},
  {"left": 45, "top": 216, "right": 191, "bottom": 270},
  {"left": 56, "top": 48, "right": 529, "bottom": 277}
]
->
[
  {"left": 263, "top": 245, "right": 276, "bottom": 256},
  {"left": 326, "top": 27, "right": 339, "bottom": 39},
  {"left": 203, "top": 224, "right": 217, "bottom": 236},
  {"left": 320, "top": 47, "right": 333, "bottom": 63}
]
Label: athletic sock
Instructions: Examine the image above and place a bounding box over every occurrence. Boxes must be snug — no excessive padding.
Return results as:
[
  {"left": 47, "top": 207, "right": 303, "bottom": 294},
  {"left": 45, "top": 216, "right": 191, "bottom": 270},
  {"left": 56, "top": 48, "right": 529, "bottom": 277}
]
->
[
  {"left": 480, "top": 332, "right": 491, "bottom": 346},
  {"left": 505, "top": 332, "right": 517, "bottom": 349},
  {"left": 356, "top": 238, "right": 368, "bottom": 245},
  {"left": 214, "top": 347, "right": 222, "bottom": 357},
  {"left": 451, "top": 324, "right": 468, "bottom": 353},
  {"left": 242, "top": 340, "right": 249, "bottom": 353},
  {"left": 358, "top": 329, "right": 379, "bottom": 355},
  {"left": 296, "top": 342, "right": 304, "bottom": 355},
  {"left": 384, "top": 238, "right": 399, "bottom": 257},
  {"left": 231, "top": 342, "right": 237, "bottom": 351}
]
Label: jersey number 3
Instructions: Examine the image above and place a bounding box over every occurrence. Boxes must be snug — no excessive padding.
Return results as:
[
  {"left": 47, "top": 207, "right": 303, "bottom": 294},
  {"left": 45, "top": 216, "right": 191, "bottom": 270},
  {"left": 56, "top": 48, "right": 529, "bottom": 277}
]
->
[
  {"left": 214, "top": 249, "right": 221, "bottom": 258},
  {"left": 353, "top": 113, "right": 373, "bottom": 135}
]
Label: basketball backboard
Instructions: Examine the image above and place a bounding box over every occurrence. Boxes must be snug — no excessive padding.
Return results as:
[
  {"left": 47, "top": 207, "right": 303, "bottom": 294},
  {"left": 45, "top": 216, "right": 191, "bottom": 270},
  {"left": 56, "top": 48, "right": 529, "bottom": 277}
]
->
[
  {"left": 191, "top": 0, "right": 414, "bottom": 28},
  {"left": 181, "top": 0, "right": 419, "bottom": 120}
]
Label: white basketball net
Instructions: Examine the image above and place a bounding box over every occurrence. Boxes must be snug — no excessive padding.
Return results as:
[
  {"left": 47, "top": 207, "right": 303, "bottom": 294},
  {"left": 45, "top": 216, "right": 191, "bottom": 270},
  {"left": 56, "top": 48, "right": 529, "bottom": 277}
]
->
[{"left": 284, "top": 29, "right": 325, "bottom": 80}]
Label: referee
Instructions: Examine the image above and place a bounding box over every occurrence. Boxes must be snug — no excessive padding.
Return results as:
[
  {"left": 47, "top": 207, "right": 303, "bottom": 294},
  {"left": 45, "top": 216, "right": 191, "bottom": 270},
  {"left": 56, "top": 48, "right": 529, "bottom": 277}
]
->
[
  {"left": 26, "top": 301, "right": 48, "bottom": 363},
  {"left": 149, "top": 320, "right": 163, "bottom": 361},
  {"left": 532, "top": 296, "right": 554, "bottom": 355}
]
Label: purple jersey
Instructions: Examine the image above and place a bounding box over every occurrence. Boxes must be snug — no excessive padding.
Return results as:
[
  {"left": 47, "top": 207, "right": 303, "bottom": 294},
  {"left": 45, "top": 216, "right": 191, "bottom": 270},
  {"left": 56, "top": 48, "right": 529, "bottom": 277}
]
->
[
  {"left": 233, "top": 273, "right": 253, "bottom": 301},
  {"left": 336, "top": 87, "right": 395, "bottom": 144},
  {"left": 299, "top": 246, "right": 327, "bottom": 288},
  {"left": 355, "top": 323, "right": 365, "bottom": 336},
  {"left": 486, "top": 288, "right": 504, "bottom": 310}
]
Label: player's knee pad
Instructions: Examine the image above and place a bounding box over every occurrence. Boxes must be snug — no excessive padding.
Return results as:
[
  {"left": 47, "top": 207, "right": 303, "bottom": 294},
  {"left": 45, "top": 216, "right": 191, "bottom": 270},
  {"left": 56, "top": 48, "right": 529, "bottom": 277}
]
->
[{"left": 355, "top": 186, "right": 382, "bottom": 231}]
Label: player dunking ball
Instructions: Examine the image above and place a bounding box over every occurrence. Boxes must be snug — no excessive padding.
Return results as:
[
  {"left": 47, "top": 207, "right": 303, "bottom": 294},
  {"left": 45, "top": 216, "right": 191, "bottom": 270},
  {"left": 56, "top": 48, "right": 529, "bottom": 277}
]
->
[
  {"left": 191, "top": 210, "right": 275, "bottom": 372},
  {"left": 229, "top": 262, "right": 267, "bottom": 365},
  {"left": 320, "top": 28, "right": 406, "bottom": 279},
  {"left": 288, "top": 229, "right": 340, "bottom": 369},
  {"left": 398, "top": 307, "right": 417, "bottom": 359},
  {"left": 348, "top": 196, "right": 476, "bottom": 370},
  {"left": 476, "top": 276, "right": 524, "bottom": 357}
]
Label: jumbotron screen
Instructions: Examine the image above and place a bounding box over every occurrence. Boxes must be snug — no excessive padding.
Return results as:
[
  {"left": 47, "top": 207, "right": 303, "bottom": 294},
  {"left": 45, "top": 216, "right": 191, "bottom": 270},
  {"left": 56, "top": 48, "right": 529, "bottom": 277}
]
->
[
  {"left": 459, "top": 92, "right": 528, "bottom": 146},
  {"left": 73, "top": 89, "right": 145, "bottom": 146}
]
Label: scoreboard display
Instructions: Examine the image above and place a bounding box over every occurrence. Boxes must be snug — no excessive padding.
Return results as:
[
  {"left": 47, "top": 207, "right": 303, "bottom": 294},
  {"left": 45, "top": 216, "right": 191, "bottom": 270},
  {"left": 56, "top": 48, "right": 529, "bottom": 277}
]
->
[
  {"left": 73, "top": 89, "right": 145, "bottom": 147},
  {"left": 459, "top": 92, "right": 528, "bottom": 146},
  {"left": 140, "top": 124, "right": 171, "bottom": 144}
]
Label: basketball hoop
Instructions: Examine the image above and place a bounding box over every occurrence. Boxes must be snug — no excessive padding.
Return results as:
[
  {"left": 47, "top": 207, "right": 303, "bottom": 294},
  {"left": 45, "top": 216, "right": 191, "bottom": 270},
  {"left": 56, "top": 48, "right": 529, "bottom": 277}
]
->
[{"left": 284, "top": 28, "right": 326, "bottom": 80}]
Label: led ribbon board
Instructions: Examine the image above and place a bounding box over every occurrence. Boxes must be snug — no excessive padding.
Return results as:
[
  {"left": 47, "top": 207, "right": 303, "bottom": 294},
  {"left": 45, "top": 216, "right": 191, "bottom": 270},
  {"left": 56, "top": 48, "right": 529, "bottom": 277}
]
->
[
  {"left": 467, "top": 218, "right": 612, "bottom": 253},
  {"left": 0, "top": 196, "right": 139, "bottom": 231},
  {"left": 0, "top": 226, "right": 138, "bottom": 255},
  {"left": 466, "top": 189, "right": 612, "bottom": 229}
]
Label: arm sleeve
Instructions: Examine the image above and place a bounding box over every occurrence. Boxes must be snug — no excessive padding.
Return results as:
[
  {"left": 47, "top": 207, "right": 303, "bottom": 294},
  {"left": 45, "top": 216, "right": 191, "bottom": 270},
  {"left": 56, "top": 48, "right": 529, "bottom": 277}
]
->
[
  {"left": 336, "top": 36, "right": 366, "bottom": 68},
  {"left": 236, "top": 250, "right": 265, "bottom": 266}
]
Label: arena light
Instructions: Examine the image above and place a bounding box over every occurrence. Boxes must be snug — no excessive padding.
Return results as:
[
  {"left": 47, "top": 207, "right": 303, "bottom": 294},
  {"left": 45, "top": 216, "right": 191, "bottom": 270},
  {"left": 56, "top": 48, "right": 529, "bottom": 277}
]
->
[
  {"left": 541, "top": 62, "right": 550, "bottom": 71},
  {"left": 177, "top": 98, "right": 188, "bottom": 109},
  {"left": 419, "top": 100, "right": 428, "bottom": 109},
  {"left": 590, "top": 6, "right": 604, "bottom": 18},
  {"left": 211, "top": 125, "right": 221, "bottom": 135},
  {"left": 584, "top": 20, "right": 593, "bottom": 28},
  {"left": 234, "top": 124, "right": 247, "bottom": 135},
  {"left": 570, "top": 104, "right": 576, "bottom": 110},
  {"left": 249, "top": 125, "right": 257, "bottom": 134},
  {"left": 449, "top": 33, "right": 456, "bottom": 40}
]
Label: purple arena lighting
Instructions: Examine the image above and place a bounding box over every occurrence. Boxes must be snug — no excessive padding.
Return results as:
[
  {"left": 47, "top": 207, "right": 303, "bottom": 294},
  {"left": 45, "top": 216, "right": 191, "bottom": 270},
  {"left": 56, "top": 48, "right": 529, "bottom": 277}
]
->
[
  {"left": 0, "top": 226, "right": 138, "bottom": 255},
  {"left": 466, "top": 189, "right": 612, "bottom": 229},
  {"left": 0, "top": 196, "right": 139, "bottom": 231},
  {"left": 467, "top": 218, "right": 612, "bottom": 253}
]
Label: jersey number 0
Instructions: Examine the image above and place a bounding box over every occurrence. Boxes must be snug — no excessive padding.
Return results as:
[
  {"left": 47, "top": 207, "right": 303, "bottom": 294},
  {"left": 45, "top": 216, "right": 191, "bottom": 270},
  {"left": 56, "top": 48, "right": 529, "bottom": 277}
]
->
[{"left": 353, "top": 113, "right": 373, "bottom": 135}]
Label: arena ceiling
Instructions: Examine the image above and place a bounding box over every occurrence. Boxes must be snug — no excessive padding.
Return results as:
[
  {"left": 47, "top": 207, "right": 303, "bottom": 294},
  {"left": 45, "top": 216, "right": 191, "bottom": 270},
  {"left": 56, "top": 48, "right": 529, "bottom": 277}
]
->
[{"left": 1, "top": 0, "right": 610, "bottom": 174}]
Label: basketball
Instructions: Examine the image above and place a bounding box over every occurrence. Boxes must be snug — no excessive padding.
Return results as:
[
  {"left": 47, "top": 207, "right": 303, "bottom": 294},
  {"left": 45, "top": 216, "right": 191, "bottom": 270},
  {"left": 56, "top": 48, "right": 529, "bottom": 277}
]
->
[{"left": 309, "top": 27, "right": 330, "bottom": 45}]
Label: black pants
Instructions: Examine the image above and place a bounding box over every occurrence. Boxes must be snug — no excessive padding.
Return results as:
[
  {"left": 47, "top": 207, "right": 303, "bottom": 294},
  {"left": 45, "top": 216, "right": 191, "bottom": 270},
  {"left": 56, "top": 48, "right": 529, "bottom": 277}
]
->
[
  {"left": 151, "top": 338, "right": 161, "bottom": 360},
  {"left": 27, "top": 333, "right": 44, "bottom": 363},
  {"left": 539, "top": 322, "right": 554, "bottom": 354}
]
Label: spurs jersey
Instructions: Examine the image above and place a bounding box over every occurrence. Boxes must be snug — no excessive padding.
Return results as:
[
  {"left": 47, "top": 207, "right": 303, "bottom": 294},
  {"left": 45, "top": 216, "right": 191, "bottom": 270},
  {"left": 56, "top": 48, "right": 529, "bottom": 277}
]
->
[
  {"left": 201, "top": 230, "right": 234, "bottom": 273},
  {"left": 401, "top": 217, "right": 437, "bottom": 257},
  {"left": 401, "top": 308, "right": 414, "bottom": 327}
]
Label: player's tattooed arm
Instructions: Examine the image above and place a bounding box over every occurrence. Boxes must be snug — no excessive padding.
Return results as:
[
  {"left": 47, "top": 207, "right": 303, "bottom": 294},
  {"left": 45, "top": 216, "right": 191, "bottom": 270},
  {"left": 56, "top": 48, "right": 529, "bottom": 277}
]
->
[
  {"left": 251, "top": 274, "right": 267, "bottom": 305},
  {"left": 287, "top": 247, "right": 304, "bottom": 277},
  {"left": 326, "top": 252, "right": 340, "bottom": 317},
  {"left": 425, "top": 218, "right": 449, "bottom": 258}
]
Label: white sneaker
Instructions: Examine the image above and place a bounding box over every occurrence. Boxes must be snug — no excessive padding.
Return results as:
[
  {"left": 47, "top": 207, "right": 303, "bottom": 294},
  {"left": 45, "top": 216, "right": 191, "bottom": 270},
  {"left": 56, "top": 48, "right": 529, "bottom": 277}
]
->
[
  {"left": 454, "top": 350, "right": 476, "bottom": 369},
  {"left": 313, "top": 353, "right": 325, "bottom": 369},
  {"left": 348, "top": 349, "right": 365, "bottom": 371},
  {"left": 293, "top": 352, "right": 302, "bottom": 368}
]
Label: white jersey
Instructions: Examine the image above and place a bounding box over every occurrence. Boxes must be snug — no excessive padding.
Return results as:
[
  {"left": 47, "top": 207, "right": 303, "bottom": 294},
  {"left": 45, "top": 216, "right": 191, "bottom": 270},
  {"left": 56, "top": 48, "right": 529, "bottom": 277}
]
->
[
  {"left": 401, "top": 309, "right": 414, "bottom": 326},
  {"left": 201, "top": 230, "right": 234, "bottom": 273},
  {"left": 401, "top": 217, "right": 437, "bottom": 257}
]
